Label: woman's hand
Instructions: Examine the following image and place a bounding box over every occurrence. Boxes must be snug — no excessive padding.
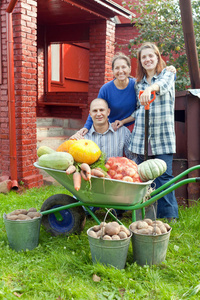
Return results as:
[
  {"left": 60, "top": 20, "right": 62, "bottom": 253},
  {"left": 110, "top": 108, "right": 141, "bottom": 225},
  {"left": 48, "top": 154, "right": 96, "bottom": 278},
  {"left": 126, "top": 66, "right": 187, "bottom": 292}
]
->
[
  {"left": 70, "top": 128, "right": 88, "bottom": 140},
  {"left": 111, "top": 120, "right": 123, "bottom": 131},
  {"left": 139, "top": 88, "right": 152, "bottom": 106},
  {"left": 166, "top": 65, "right": 176, "bottom": 74}
]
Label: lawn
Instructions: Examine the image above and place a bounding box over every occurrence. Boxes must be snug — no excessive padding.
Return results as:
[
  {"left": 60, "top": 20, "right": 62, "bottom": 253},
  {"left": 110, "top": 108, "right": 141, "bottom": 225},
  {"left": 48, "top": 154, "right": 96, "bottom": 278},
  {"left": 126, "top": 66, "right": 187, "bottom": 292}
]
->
[{"left": 0, "top": 185, "right": 200, "bottom": 299}]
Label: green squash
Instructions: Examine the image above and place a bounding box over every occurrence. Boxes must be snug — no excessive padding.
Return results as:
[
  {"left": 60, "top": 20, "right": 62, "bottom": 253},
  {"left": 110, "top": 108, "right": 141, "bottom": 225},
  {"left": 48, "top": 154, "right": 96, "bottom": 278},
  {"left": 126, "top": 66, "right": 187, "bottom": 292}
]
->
[
  {"left": 37, "top": 146, "right": 55, "bottom": 157},
  {"left": 138, "top": 158, "right": 167, "bottom": 182},
  {"left": 38, "top": 152, "right": 74, "bottom": 170}
]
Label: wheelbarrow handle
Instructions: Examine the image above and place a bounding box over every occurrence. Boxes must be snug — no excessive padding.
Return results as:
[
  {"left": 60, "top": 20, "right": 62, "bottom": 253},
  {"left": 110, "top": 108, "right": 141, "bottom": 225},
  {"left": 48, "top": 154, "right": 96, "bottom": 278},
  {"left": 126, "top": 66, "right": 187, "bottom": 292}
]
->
[{"left": 139, "top": 90, "right": 156, "bottom": 110}]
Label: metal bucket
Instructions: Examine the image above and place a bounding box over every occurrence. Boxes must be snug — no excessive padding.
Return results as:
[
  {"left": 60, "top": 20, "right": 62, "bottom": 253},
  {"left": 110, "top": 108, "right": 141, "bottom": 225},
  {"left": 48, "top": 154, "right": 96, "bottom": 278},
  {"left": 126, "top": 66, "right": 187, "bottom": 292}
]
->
[
  {"left": 87, "top": 228, "right": 132, "bottom": 269},
  {"left": 3, "top": 213, "right": 42, "bottom": 251},
  {"left": 129, "top": 226, "right": 172, "bottom": 266}
]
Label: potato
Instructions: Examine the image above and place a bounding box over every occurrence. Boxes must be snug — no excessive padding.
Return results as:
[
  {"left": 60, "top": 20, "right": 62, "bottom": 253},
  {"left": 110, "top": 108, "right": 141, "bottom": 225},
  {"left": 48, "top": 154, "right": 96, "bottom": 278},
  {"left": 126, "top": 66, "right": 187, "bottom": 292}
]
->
[
  {"left": 105, "top": 223, "right": 120, "bottom": 236},
  {"left": 120, "top": 225, "right": 130, "bottom": 236},
  {"left": 28, "top": 207, "right": 37, "bottom": 213},
  {"left": 129, "top": 222, "right": 138, "bottom": 231},
  {"left": 118, "top": 231, "right": 127, "bottom": 239},
  {"left": 92, "top": 225, "right": 100, "bottom": 232},
  {"left": 152, "top": 226, "right": 161, "bottom": 235},
  {"left": 137, "top": 221, "right": 148, "bottom": 229},
  {"left": 88, "top": 230, "right": 97, "bottom": 238},
  {"left": 99, "top": 222, "right": 107, "bottom": 229},
  {"left": 10, "top": 209, "right": 28, "bottom": 215},
  {"left": 137, "top": 228, "right": 150, "bottom": 235},
  {"left": 112, "top": 235, "right": 120, "bottom": 240},
  {"left": 159, "top": 225, "right": 167, "bottom": 234},
  {"left": 6, "top": 214, "right": 18, "bottom": 220},
  {"left": 103, "top": 235, "right": 112, "bottom": 240},
  {"left": 16, "top": 214, "right": 29, "bottom": 220},
  {"left": 152, "top": 220, "right": 163, "bottom": 226},
  {"left": 164, "top": 223, "right": 171, "bottom": 231},
  {"left": 96, "top": 228, "right": 105, "bottom": 238},
  {"left": 143, "top": 218, "right": 153, "bottom": 226},
  {"left": 27, "top": 212, "right": 41, "bottom": 218}
]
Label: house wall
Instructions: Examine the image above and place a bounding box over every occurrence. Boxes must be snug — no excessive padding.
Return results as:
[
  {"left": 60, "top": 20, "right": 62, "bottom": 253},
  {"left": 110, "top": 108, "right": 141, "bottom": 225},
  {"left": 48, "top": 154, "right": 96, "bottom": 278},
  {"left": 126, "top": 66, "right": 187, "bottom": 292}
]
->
[{"left": 0, "top": 0, "right": 43, "bottom": 188}]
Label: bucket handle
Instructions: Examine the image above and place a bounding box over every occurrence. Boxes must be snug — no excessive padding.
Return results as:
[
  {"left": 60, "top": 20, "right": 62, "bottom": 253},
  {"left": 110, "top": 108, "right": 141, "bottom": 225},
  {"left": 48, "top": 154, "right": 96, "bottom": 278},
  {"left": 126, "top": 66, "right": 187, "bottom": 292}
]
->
[{"left": 100, "top": 208, "right": 118, "bottom": 240}]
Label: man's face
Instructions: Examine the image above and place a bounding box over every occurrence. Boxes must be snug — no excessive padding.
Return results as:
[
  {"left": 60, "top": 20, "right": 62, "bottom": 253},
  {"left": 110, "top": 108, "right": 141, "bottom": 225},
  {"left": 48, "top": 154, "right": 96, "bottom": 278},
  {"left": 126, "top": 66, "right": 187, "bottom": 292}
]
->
[{"left": 89, "top": 100, "right": 110, "bottom": 126}]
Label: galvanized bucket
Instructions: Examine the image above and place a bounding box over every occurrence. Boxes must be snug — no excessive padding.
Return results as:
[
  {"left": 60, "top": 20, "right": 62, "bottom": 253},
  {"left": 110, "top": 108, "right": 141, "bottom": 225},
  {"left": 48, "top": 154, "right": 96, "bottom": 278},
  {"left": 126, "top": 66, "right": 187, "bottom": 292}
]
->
[
  {"left": 3, "top": 213, "right": 42, "bottom": 251},
  {"left": 87, "top": 228, "right": 132, "bottom": 269},
  {"left": 129, "top": 226, "right": 172, "bottom": 266}
]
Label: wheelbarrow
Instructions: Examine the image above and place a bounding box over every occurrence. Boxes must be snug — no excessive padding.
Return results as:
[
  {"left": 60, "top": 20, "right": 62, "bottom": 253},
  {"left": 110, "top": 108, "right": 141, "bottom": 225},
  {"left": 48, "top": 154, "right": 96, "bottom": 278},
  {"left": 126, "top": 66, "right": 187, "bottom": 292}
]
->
[{"left": 34, "top": 162, "right": 200, "bottom": 236}]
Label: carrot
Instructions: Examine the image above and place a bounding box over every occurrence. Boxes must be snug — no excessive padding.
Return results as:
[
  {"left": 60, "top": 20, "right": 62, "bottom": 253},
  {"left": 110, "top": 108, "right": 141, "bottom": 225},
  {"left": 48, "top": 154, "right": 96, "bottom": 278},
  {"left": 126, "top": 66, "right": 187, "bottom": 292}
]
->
[
  {"left": 73, "top": 172, "right": 82, "bottom": 191},
  {"left": 80, "top": 163, "right": 91, "bottom": 175},
  {"left": 66, "top": 165, "right": 76, "bottom": 175},
  {"left": 81, "top": 170, "right": 89, "bottom": 181},
  {"left": 80, "top": 163, "right": 91, "bottom": 180},
  {"left": 91, "top": 168, "right": 105, "bottom": 178}
]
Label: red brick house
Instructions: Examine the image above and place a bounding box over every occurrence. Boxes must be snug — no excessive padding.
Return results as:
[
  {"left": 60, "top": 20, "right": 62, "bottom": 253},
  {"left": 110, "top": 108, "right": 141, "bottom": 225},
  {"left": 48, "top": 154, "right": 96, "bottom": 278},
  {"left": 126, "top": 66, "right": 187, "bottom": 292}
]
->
[{"left": 0, "top": 0, "right": 137, "bottom": 189}]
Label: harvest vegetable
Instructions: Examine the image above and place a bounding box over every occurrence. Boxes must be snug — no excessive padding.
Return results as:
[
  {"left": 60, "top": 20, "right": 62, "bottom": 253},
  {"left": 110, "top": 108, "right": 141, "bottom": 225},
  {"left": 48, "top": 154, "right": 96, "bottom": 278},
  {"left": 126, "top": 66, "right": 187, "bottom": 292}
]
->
[
  {"left": 129, "top": 219, "right": 171, "bottom": 235},
  {"left": 66, "top": 165, "right": 76, "bottom": 175},
  {"left": 73, "top": 172, "right": 82, "bottom": 191},
  {"left": 6, "top": 207, "right": 42, "bottom": 221},
  {"left": 91, "top": 168, "right": 105, "bottom": 178},
  {"left": 56, "top": 139, "right": 76, "bottom": 152},
  {"left": 38, "top": 152, "right": 74, "bottom": 170},
  {"left": 105, "top": 157, "right": 141, "bottom": 183},
  {"left": 88, "top": 221, "right": 131, "bottom": 240},
  {"left": 68, "top": 139, "right": 101, "bottom": 165},
  {"left": 138, "top": 158, "right": 167, "bottom": 182},
  {"left": 37, "top": 146, "right": 55, "bottom": 157}
]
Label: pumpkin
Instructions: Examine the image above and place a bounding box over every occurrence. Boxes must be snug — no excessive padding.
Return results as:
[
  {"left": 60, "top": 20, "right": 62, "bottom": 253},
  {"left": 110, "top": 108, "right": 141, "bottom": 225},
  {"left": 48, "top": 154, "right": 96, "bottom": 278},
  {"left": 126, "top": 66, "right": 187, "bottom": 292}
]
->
[
  {"left": 37, "top": 146, "right": 56, "bottom": 157},
  {"left": 68, "top": 139, "right": 101, "bottom": 165},
  {"left": 56, "top": 139, "right": 76, "bottom": 152},
  {"left": 138, "top": 158, "right": 167, "bottom": 182},
  {"left": 38, "top": 152, "right": 74, "bottom": 170}
]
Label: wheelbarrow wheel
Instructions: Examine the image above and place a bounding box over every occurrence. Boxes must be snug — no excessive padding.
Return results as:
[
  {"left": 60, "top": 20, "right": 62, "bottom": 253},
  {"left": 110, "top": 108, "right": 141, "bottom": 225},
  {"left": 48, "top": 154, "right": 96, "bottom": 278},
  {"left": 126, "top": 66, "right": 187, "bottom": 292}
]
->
[{"left": 40, "top": 194, "right": 86, "bottom": 236}]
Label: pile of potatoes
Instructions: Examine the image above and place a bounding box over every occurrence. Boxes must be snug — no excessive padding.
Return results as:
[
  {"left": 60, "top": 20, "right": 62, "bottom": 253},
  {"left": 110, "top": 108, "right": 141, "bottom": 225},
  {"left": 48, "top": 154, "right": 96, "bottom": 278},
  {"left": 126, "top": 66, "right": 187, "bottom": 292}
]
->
[
  {"left": 6, "top": 208, "right": 42, "bottom": 221},
  {"left": 129, "top": 219, "right": 171, "bottom": 235},
  {"left": 88, "top": 221, "right": 131, "bottom": 240}
]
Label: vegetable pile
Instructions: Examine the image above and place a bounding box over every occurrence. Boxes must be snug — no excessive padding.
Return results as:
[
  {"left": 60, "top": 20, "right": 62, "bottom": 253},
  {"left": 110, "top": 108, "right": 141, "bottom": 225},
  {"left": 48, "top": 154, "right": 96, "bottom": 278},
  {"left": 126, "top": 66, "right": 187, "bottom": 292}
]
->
[
  {"left": 88, "top": 221, "right": 131, "bottom": 240},
  {"left": 6, "top": 208, "right": 42, "bottom": 221},
  {"left": 105, "top": 157, "right": 142, "bottom": 183},
  {"left": 37, "top": 141, "right": 168, "bottom": 192},
  {"left": 129, "top": 219, "right": 171, "bottom": 235}
]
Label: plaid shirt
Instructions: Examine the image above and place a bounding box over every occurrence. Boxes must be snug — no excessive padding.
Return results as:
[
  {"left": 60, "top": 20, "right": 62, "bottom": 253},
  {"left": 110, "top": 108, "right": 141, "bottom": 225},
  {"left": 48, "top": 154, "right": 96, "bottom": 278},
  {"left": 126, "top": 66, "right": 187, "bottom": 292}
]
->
[
  {"left": 129, "top": 69, "right": 176, "bottom": 155},
  {"left": 85, "top": 123, "right": 134, "bottom": 159}
]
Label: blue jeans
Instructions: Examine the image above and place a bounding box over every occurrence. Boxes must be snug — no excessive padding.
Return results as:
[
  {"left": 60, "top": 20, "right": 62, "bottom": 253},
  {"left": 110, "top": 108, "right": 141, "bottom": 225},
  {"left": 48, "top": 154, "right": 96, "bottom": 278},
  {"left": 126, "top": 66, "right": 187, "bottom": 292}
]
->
[{"left": 135, "top": 154, "right": 178, "bottom": 219}]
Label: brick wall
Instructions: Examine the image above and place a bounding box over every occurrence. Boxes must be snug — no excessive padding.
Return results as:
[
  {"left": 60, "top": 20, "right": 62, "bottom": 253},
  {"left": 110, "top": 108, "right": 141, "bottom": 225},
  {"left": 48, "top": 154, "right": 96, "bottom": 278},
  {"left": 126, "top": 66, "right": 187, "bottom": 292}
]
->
[
  {"left": 87, "top": 20, "right": 115, "bottom": 108},
  {"left": 0, "top": 0, "right": 43, "bottom": 188},
  {"left": 115, "top": 24, "right": 139, "bottom": 77}
]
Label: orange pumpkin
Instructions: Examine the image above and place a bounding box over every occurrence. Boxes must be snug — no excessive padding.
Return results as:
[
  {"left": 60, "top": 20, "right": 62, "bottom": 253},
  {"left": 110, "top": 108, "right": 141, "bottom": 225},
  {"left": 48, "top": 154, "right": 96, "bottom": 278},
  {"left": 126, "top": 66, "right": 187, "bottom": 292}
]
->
[
  {"left": 68, "top": 139, "right": 101, "bottom": 165},
  {"left": 56, "top": 139, "right": 76, "bottom": 152}
]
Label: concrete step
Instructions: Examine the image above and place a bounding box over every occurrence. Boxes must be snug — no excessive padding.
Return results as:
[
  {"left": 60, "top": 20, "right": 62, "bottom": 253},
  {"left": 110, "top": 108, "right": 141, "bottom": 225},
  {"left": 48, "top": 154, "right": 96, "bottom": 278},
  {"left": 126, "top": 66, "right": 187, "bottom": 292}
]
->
[
  {"left": 37, "top": 117, "right": 85, "bottom": 150},
  {"left": 36, "top": 117, "right": 85, "bottom": 129},
  {"left": 37, "top": 136, "right": 67, "bottom": 150}
]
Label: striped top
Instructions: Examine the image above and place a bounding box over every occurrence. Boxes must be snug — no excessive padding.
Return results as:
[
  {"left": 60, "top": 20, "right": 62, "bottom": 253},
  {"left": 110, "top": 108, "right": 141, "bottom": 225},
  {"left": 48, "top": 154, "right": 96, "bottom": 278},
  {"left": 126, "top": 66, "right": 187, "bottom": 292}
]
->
[
  {"left": 129, "top": 69, "right": 176, "bottom": 155},
  {"left": 85, "top": 123, "right": 134, "bottom": 160}
]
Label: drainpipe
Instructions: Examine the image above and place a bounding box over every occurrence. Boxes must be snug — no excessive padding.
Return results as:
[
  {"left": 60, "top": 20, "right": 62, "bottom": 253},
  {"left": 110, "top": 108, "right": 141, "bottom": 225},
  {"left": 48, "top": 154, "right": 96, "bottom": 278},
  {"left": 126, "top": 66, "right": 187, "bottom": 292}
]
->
[
  {"left": 6, "top": 0, "right": 19, "bottom": 188},
  {"left": 179, "top": 0, "right": 200, "bottom": 88}
]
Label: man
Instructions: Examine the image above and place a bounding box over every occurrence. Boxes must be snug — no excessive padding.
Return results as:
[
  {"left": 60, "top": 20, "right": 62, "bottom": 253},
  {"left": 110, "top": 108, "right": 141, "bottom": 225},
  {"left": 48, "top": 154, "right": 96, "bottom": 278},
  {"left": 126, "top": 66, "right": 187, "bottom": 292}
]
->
[
  {"left": 70, "top": 98, "right": 134, "bottom": 218},
  {"left": 71, "top": 98, "right": 134, "bottom": 160}
]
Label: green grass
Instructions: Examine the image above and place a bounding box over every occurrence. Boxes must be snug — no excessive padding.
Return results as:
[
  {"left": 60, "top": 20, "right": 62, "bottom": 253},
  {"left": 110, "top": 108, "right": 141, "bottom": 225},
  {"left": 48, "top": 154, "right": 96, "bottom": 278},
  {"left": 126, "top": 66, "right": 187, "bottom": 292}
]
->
[{"left": 0, "top": 185, "right": 200, "bottom": 299}]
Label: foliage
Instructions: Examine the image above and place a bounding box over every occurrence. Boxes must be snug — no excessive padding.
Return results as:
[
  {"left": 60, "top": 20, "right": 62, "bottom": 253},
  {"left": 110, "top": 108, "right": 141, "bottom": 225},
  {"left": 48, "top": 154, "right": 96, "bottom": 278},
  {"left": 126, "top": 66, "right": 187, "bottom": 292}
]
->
[
  {"left": 121, "top": 0, "right": 200, "bottom": 91},
  {"left": 0, "top": 185, "right": 200, "bottom": 299}
]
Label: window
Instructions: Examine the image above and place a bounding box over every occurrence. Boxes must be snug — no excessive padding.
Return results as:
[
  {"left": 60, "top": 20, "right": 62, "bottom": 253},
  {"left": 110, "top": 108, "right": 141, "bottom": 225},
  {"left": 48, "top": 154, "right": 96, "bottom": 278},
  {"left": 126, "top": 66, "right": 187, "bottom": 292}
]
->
[
  {"left": 51, "top": 43, "right": 62, "bottom": 84},
  {"left": 49, "top": 43, "right": 89, "bottom": 92}
]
